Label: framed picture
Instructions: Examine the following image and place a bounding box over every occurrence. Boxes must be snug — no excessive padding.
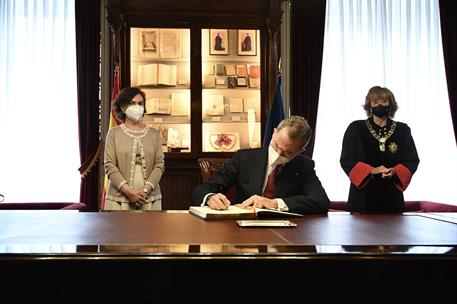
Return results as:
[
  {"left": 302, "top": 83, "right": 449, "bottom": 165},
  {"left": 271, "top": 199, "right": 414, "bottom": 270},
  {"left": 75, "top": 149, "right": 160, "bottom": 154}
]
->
[
  {"left": 209, "top": 29, "right": 229, "bottom": 55},
  {"left": 238, "top": 29, "right": 257, "bottom": 56},
  {"left": 139, "top": 28, "right": 159, "bottom": 58}
]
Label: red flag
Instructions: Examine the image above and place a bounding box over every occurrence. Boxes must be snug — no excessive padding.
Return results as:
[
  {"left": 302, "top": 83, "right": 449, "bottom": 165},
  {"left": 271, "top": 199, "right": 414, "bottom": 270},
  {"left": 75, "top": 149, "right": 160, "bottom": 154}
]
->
[
  {"left": 101, "top": 67, "right": 121, "bottom": 210},
  {"left": 109, "top": 67, "right": 122, "bottom": 128}
]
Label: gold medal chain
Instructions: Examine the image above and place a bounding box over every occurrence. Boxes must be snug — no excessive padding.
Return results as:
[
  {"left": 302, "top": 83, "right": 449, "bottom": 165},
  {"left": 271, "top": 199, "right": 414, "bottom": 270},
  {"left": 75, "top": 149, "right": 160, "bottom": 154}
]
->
[{"left": 365, "top": 120, "right": 397, "bottom": 152}]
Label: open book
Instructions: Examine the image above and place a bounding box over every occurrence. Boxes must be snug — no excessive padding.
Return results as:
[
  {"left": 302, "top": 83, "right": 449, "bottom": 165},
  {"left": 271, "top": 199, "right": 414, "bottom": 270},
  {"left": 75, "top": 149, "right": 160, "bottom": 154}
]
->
[
  {"left": 189, "top": 206, "right": 303, "bottom": 220},
  {"left": 137, "top": 63, "right": 177, "bottom": 86}
]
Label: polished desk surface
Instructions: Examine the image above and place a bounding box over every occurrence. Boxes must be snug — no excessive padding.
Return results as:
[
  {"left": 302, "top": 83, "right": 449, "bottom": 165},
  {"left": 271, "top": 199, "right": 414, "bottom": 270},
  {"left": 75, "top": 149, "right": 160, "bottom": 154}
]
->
[
  {"left": 1, "top": 210, "right": 456, "bottom": 256},
  {"left": 1, "top": 211, "right": 456, "bottom": 303}
]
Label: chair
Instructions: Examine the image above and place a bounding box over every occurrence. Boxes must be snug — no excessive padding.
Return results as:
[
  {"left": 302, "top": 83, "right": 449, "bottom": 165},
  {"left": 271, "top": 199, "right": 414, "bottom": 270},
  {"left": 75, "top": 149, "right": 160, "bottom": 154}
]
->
[
  {"left": 197, "top": 158, "right": 236, "bottom": 201},
  {"left": 198, "top": 158, "right": 231, "bottom": 182}
]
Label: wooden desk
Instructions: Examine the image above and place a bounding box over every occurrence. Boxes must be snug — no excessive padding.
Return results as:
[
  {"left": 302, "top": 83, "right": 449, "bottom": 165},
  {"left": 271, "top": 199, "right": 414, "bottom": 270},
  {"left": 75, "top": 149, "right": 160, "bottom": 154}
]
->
[{"left": 0, "top": 211, "right": 456, "bottom": 303}]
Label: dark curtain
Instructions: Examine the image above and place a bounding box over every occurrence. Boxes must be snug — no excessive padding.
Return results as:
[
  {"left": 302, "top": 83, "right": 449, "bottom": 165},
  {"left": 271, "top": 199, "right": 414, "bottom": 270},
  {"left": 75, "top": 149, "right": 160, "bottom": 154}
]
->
[
  {"left": 290, "top": 0, "right": 326, "bottom": 157},
  {"left": 75, "top": 0, "right": 101, "bottom": 210},
  {"left": 439, "top": 0, "right": 457, "bottom": 145}
]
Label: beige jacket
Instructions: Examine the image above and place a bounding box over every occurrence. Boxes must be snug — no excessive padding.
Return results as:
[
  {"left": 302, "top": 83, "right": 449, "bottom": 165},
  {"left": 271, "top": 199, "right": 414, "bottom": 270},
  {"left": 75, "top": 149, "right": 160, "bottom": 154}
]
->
[{"left": 104, "top": 125, "right": 164, "bottom": 203}]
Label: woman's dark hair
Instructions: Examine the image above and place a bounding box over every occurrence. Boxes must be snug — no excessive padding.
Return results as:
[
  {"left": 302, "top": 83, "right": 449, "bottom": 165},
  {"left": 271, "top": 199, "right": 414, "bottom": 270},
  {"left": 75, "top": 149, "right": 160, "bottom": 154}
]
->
[
  {"left": 113, "top": 87, "right": 146, "bottom": 122},
  {"left": 363, "top": 86, "right": 399, "bottom": 117}
]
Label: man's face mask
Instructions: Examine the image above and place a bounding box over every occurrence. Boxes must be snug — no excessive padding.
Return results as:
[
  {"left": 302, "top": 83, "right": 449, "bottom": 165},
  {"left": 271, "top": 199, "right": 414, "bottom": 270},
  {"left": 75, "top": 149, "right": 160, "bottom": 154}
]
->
[{"left": 268, "top": 145, "right": 290, "bottom": 167}]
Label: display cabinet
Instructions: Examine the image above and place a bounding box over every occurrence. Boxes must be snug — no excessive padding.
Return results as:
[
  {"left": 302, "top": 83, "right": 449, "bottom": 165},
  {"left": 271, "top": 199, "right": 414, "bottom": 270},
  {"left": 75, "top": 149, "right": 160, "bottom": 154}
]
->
[
  {"left": 201, "top": 28, "right": 261, "bottom": 152},
  {"left": 106, "top": 0, "right": 282, "bottom": 210},
  {"left": 130, "top": 27, "right": 191, "bottom": 153}
]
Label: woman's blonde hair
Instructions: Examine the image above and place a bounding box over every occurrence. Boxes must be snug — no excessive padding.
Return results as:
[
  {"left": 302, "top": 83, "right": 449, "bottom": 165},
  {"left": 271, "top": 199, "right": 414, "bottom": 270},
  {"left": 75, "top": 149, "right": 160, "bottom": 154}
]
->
[{"left": 363, "top": 86, "right": 398, "bottom": 117}]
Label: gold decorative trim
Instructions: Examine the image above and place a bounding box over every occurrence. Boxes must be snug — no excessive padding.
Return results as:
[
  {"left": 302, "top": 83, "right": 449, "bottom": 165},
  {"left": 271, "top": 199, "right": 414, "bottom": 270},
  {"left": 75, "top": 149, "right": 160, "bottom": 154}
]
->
[{"left": 365, "top": 120, "right": 397, "bottom": 152}]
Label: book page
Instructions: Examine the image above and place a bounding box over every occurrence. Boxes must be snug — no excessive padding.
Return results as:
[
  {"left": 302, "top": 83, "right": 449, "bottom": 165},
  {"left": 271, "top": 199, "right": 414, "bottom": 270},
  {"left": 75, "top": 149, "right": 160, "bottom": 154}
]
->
[
  {"left": 243, "top": 97, "right": 258, "bottom": 112},
  {"left": 254, "top": 208, "right": 303, "bottom": 218},
  {"left": 158, "top": 64, "right": 177, "bottom": 86},
  {"left": 203, "top": 75, "right": 216, "bottom": 88},
  {"left": 137, "top": 63, "right": 158, "bottom": 86},
  {"left": 189, "top": 206, "right": 255, "bottom": 220},
  {"left": 207, "top": 206, "right": 253, "bottom": 214},
  {"left": 146, "top": 98, "right": 171, "bottom": 114},
  {"left": 170, "top": 93, "right": 189, "bottom": 116},
  {"left": 229, "top": 98, "right": 243, "bottom": 113},
  {"left": 160, "top": 29, "right": 181, "bottom": 59},
  {"left": 206, "top": 95, "right": 224, "bottom": 116}
]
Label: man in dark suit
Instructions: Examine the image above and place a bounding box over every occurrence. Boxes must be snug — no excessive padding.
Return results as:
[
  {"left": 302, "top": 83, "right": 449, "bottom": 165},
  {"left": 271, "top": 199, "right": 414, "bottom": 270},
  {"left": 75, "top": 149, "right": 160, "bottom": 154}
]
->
[{"left": 192, "top": 116, "right": 330, "bottom": 214}]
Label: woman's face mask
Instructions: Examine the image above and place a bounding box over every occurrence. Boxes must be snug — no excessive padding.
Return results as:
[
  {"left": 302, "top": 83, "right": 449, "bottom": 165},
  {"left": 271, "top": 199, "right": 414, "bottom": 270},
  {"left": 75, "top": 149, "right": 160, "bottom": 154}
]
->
[
  {"left": 125, "top": 104, "right": 144, "bottom": 122},
  {"left": 371, "top": 105, "right": 390, "bottom": 118}
]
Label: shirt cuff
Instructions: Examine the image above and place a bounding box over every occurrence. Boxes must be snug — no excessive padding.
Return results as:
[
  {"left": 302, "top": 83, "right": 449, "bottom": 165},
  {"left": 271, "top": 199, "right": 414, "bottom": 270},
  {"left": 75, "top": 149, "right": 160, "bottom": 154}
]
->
[
  {"left": 117, "top": 180, "right": 127, "bottom": 191},
  {"left": 145, "top": 181, "right": 155, "bottom": 190},
  {"left": 201, "top": 193, "right": 215, "bottom": 206}
]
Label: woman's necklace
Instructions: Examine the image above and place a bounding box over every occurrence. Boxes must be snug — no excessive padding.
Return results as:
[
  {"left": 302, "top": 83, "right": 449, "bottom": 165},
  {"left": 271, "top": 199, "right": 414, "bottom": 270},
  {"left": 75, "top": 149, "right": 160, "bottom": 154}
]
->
[
  {"left": 365, "top": 119, "right": 397, "bottom": 152},
  {"left": 121, "top": 123, "right": 148, "bottom": 134}
]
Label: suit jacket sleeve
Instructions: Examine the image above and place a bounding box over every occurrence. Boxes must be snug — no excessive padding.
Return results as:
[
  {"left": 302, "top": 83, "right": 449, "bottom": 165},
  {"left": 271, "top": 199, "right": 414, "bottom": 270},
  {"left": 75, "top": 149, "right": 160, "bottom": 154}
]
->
[{"left": 279, "top": 157, "right": 330, "bottom": 214}]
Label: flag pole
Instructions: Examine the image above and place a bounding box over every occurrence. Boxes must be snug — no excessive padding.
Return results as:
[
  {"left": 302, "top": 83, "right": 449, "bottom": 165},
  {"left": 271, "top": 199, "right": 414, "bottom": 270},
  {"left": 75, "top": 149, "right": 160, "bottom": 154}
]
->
[{"left": 263, "top": 58, "right": 285, "bottom": 147}]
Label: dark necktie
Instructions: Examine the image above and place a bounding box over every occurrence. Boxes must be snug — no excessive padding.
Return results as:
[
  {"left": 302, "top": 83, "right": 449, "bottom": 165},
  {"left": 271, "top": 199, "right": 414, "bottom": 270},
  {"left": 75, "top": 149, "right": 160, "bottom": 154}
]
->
[{"left": 263, "top": 166, "right": 279, "bottom": 198}]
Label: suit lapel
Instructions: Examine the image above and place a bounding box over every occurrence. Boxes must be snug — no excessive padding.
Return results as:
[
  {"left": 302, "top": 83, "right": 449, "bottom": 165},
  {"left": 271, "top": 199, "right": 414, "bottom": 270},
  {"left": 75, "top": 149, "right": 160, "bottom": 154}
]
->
[{"left": 249, "top": 148, "right": 268, "bottom": 195}]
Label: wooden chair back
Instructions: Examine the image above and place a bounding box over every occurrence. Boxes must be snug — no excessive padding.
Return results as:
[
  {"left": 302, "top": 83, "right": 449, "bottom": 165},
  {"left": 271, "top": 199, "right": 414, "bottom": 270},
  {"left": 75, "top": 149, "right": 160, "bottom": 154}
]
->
[{"left": 197, "top": 158, "right": 231, "bottom": 182}]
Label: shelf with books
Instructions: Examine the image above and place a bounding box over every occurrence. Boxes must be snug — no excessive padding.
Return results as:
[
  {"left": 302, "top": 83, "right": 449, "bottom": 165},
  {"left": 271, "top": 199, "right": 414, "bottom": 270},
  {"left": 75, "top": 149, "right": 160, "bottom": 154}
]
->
[
  {"left": 201, "top": 28, "right": 261, "bottom": 152},
  {"left": 202, "top": 86, "right": 261, "bottom": 152},
  {"left": 131, "top": 27, "right": 191, "bottom": 153}
]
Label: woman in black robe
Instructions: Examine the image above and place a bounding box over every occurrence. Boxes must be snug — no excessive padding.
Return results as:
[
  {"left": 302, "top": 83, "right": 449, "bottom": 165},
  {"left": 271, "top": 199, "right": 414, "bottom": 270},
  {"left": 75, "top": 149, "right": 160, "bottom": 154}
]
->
[{"left": 340, "top": 86, "right": 419, "bottom": 213}]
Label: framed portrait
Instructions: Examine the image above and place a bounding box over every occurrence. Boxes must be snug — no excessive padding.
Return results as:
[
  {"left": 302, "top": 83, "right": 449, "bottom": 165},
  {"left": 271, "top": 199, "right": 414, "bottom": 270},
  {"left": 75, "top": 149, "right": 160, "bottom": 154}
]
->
[
  {"left": 238, "top": 29, "right": 257, "bottom": 56},
  {"left": 209, "top": 29, "right": 229, "bottom": 55},
  {"left": 139, "top": 28, "right": 159, "bottom": 58}
]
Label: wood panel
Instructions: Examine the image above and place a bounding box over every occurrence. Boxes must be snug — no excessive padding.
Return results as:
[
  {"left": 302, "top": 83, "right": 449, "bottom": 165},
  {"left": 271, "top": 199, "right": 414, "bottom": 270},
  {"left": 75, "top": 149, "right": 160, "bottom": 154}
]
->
[{"left": 159, "top": 160, "right": 201, "bottom": 210}]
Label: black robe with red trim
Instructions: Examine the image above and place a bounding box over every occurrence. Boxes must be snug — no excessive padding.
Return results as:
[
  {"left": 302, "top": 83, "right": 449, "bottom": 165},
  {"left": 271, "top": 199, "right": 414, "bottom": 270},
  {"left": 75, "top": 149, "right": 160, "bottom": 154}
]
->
[{"left": 340, "top": 118, "right": 419, "bottom": 213}]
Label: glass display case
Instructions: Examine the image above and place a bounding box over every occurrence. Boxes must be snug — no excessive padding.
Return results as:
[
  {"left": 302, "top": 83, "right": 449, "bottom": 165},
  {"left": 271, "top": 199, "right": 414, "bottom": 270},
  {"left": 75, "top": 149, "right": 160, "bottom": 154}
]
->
[
  {"left": 130, "top": 28, "right": 191, "bottom": 153},
  {"left": 130, "top": 27, "right": 262, "bottom": 154},
  {"left": 106, "top": 0, "right": 281, "bottom": 210},
  {"left": 201, "top": 29, "right": 261, "bottom": 152}
]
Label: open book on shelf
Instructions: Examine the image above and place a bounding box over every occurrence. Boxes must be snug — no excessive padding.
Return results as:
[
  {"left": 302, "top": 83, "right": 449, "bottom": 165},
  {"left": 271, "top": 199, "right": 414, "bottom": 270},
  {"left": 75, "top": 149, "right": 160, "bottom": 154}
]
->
[
  {"left": 137, "top": 63, "right": 177, "bottom": 86},
  {"left": 189, "top": 206, "right": 303, "bottom": 220}
]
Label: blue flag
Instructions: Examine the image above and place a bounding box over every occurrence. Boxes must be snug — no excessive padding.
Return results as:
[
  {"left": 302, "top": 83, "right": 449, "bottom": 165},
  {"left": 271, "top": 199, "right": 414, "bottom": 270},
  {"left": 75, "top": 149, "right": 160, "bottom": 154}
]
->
[{"left": 263, "top": 74, "right": 285, "bottom": 147}]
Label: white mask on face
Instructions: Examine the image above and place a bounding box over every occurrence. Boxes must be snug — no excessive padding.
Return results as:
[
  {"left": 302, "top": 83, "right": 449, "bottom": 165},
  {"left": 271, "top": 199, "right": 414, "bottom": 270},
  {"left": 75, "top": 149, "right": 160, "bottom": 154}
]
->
[
  {"left": 125, "top": 104, "right": 144, "bottom": 122},
  {"left": 268, "top": 145, "right": 289, "bottom": 167}
]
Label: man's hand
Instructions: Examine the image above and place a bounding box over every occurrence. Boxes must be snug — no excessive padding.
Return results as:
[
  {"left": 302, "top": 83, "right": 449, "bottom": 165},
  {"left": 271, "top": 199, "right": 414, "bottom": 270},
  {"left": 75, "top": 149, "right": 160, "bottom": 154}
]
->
[
  {"left": 207, "top": 193, "right": 231, "bottom": 210},
  {"left": 238, "top": 195, "right": 278, "bottom": 210}
]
